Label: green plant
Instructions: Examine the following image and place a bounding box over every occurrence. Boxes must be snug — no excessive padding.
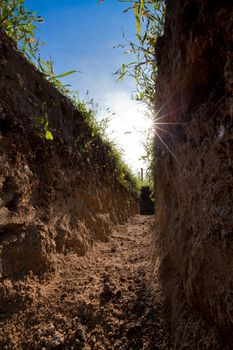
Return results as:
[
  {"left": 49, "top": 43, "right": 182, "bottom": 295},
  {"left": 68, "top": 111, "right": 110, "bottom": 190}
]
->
[
  {"left": 115, "top": 0, "right": 165, "bottom": 182},
  {"left": 35, "top": 115, "right": 54, "bottom": 141},
  {"left": 0, "top": 0, "right": 43, "bottom": 62},
  {"left": 36, "top": 57, "right": 77, "bottom": 94},
  {"left": 0, "top": 0, "right": 77, "bottom": 92},
  {"left": 114, "top": 0, "right": 165, "bottom": 107},
  {"left": 99, "top": 0, "right": 165, "bottom": 181},
  {"left": 73, "top": 93, "right": 140, "bottom": 196}
]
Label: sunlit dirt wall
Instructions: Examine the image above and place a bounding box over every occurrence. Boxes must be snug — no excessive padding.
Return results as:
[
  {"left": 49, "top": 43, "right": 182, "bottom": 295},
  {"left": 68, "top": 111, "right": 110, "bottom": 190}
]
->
[{"left": 0, "top": 30, "right": 138, "bottom": 283}]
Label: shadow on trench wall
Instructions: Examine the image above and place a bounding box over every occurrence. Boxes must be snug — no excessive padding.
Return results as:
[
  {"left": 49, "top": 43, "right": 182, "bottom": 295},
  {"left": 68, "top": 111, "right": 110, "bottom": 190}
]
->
[{"left": 139, "top": 186, "right": 155, "bottom": 215}]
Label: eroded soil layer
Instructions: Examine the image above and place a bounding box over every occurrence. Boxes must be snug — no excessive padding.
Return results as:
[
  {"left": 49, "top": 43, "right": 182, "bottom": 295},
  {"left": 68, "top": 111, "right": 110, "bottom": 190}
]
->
[
  {"left": 155, "top": 1, "right": 233, "bottom": 348},
  {"left": 0, "top": 216, "right": 172, "bottom": 350},
  {"left": 0, "top": 29, "right": 138, "bottom": 282}
]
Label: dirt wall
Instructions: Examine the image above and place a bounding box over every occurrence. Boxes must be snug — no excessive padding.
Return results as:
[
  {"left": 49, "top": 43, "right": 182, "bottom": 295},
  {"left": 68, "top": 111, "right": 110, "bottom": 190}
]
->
[
  {"left": 0, "top": 30, "right": 138, "bottom": 290},
  {"left": 154, "top": 1, "right": 233, "bottom": 349}
]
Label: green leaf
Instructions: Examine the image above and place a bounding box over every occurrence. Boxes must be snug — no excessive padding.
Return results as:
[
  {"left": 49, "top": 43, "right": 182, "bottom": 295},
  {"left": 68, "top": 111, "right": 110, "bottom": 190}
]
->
[
  {"left": 54, "top": 70, "right": 77, "bottom": 79},
  {"left": 123, "top": 6, "right": 134, "bottom": 13},
  {"left": 45, "top": 130, "right": 53, "bottom": 141},
  {"left": 140, "top": 0, "right": 145, "bottom": 15},
  {"left": 134, "top": 3, "right": 140, "bottom": 36}
]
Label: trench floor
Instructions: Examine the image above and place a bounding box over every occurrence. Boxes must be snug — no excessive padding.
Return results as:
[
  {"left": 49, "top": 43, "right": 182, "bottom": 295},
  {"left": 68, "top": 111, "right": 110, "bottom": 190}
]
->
[{"left": 1, "top": 215, "right": 172, "bottom": 350}]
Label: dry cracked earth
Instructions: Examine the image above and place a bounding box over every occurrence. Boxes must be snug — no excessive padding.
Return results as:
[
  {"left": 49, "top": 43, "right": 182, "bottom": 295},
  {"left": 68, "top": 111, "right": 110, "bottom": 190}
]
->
[{"left": 0, "top": 215, "right": 172, "bottom": 350}]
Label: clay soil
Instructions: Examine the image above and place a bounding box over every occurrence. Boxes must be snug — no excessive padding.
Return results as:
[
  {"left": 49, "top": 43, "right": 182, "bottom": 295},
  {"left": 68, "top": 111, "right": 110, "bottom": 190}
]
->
[{"left": 0, "top": 215, "right": 172, "bottom": 350}]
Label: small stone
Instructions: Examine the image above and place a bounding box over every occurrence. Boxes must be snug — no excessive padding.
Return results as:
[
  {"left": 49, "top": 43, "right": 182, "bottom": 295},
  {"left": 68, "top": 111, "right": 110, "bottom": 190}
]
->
[
  {"left": 110, "top": 246, "right": 116, "bottom": 253},
  {"left": 108, "top": 332, "right": 114, "bottom": 338},
  {"left": 55, "top": 313, "right": 63, "bottom": 320},
  {"left": 46, "top": 331, "right": 64, "bottom": 348},
  {"left": 46, "top": 323, "right": 55, "bottom": 335},
  {"left": 89, "top": 335, "right": 96, "bottom": 344},
  {"left": 74, "top": 328, "right": 85, "bottom": 343}
]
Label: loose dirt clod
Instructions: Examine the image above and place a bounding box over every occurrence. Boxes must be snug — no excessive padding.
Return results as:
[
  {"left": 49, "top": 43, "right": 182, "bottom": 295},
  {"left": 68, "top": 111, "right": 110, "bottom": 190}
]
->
[{"left": 0, "top": 215, "right": 172, "bottom": 349}]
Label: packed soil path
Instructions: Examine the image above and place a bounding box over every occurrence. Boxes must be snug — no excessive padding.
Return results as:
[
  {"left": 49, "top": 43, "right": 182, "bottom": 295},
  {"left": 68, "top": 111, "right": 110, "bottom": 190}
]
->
[{"left": 1, "top": 215, "right": 172, "bottom": 350}]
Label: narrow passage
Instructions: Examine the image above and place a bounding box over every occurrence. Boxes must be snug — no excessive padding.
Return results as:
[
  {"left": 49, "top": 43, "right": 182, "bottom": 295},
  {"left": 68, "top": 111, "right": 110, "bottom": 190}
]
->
[{"left": 1, "top": 216, "right": 172, "bottom": 349}]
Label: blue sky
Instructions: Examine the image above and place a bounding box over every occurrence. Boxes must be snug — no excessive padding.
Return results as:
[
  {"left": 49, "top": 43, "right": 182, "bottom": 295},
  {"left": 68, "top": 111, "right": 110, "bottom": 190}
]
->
[{"left": 25, "top": 0, "right": 152, "bottom": 172}]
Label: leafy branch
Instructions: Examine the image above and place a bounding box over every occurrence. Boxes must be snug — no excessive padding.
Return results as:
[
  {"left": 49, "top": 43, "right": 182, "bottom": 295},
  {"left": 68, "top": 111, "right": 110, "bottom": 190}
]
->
[
  {"left": 0, "top": 0, "right": 77, "bottom": 92},
  {"left": 114, "top": 0, "right": 165, "bottom": 183},
  {"left": 0, "top": 0, "right": 43, "bottom": 61},
  {"left": 115, "top": 0, "right": 166, "bottom": 108}
]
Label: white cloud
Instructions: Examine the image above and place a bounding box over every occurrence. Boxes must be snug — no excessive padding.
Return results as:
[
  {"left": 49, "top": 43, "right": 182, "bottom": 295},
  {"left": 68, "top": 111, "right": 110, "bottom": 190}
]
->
[{"left": 98, "top": 90, "right": 153, "bottom": 172}]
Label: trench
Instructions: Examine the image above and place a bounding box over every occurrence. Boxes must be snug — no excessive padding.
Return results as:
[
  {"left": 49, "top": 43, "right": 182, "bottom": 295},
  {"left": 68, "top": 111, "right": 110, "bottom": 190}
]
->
[
  {"left": 1, "top": 1, "right": 233, "bottom": 349},
  {"left": 0, "top": 215, "right": 172, "bottom": 349},
  {"left": 1, "top": 29, "right": 169, "bottom": 350}
]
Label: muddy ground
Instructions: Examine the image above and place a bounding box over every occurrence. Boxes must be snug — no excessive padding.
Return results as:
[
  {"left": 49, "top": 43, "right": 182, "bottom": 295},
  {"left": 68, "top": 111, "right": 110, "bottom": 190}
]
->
[{"left": 0, "top": 215, "right": 172, "bottom": 350}]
